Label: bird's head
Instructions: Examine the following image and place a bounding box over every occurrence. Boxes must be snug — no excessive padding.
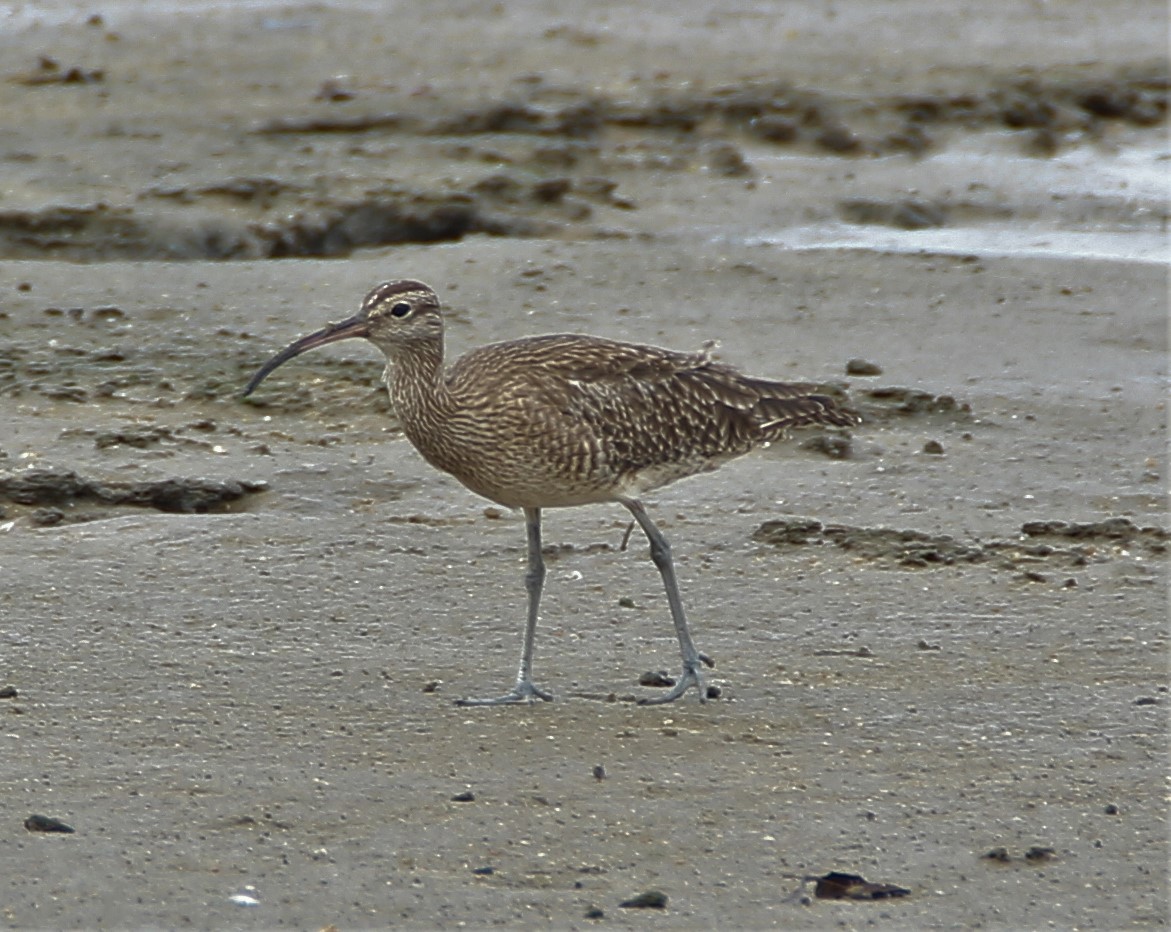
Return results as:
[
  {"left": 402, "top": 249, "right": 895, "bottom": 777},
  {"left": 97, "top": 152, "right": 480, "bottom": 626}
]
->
[{"left": 242, "top": 279, "right": 442, "bottom": 397}]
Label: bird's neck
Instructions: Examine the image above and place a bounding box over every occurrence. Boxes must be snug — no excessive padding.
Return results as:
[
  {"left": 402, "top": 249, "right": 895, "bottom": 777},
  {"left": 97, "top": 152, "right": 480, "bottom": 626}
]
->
[
  {"left": 386, "top": 339, "right": 452, "bottom": 429},
  {"left": 385, "top": 339, "right": 480, "bottom": 483}
]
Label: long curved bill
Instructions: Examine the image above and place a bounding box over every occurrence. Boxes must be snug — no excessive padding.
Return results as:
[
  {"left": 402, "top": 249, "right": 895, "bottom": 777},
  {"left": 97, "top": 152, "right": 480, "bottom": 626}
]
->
[{"left": 243, "top": 313, "right": 369, "bottom": 397}]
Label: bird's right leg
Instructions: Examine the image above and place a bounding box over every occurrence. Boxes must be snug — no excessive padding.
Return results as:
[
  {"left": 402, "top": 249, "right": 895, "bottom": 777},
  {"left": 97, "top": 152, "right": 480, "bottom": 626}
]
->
[{"left": 456, "top": 506, "right": 554, "bottom": 706}]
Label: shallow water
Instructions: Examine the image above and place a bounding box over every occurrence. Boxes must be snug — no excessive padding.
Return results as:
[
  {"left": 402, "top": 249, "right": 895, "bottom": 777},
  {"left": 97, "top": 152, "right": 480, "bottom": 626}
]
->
[
  {"left": 758, "top": 224, "right": 1168, "bottom": 263},
  {"left": 745, "top": 137, "right": 1170, "bottom": 263}
]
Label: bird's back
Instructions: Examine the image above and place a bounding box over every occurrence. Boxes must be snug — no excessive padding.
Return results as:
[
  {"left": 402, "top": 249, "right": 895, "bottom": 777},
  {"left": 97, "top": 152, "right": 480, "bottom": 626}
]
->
[{"left": 396, "top": 333, "right": 855, "bottom": 509}]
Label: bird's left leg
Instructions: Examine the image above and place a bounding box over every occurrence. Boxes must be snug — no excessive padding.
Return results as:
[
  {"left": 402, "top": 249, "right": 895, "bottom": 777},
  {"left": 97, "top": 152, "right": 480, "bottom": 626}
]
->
[{"left": 620, "top": 498, "right": 713, "bottom": 704}]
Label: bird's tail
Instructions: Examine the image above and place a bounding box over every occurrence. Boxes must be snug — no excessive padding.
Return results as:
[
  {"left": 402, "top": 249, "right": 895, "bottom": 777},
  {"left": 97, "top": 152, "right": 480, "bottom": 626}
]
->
[{"left": 747, "top": 379, "right": 861, "bottom": 435}]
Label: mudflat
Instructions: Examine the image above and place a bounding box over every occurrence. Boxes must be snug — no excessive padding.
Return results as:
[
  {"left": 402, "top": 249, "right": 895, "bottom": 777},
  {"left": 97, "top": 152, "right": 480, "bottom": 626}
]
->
[{"left": 1, "top": 1, "right": 1166, "bottom": 928}]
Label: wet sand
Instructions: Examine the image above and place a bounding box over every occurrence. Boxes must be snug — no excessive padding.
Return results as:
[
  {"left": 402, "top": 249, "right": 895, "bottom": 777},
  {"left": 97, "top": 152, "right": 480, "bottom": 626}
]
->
[{"left": 1, "top": 1, "right": 1167, "bottom": 928}]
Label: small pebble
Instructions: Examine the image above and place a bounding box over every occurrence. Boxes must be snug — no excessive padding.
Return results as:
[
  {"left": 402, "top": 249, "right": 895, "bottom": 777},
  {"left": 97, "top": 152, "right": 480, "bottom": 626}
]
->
[
  {"left": 228, "top": 892, "right": 260, "bottom": 908},
  {"left": 25, "top": 814, "right": 74, "bottom": 833},
  {"left": 846, "top": 358, "right": 883, "bottom": 376},
  {"left": 804, "top": 434, "right": 853, "bottom": 460},
  {"left": 704, "top": 142, "right": 752, "bottom": 177},
  {"left": 31, "top": 508, "right": 65, "bottom": 527},
  {"left": 314, "top": 77, "right": 356, "bottom": 102},
  {"left": 923, "top": 440, "right": 944, "bottom": 455},
  {"left": 451, "top": 790, "right": 476, "bottom": 802},
  {"left": 813, "top": 871, "right": 909, "bottom": 899},
  {"left": 619, "top": 890, "right": 668, "bottom": 909}
]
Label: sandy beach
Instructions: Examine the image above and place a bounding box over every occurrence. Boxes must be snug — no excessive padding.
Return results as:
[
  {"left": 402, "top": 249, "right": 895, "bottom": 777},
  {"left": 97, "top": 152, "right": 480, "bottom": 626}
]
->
[{"left": 0, "top": 1, "right": 1167, "bottom": 927}]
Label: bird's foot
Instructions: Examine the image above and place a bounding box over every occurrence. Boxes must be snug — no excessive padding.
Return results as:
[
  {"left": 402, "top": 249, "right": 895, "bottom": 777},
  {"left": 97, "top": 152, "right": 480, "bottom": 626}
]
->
[
  {"left": 637, "top": 657, "right": 711, "bottom": 705},
  {"left": 455, "top": 680, "right": 554, "bottom": 707}
]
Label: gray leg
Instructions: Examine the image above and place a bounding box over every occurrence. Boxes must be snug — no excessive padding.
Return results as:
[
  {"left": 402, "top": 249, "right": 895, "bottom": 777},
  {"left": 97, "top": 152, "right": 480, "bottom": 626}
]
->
[
  {"left": 620, "top": 498, "right": 713, "bottom": 704},
  {"left": 456, "top": 506, "right": 554, "bottom": 706}
]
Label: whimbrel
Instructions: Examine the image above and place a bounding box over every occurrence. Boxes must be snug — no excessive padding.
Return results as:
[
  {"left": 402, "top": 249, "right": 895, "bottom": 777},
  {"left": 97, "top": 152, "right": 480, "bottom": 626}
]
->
[{"left": 244, "top": 280, "right": 859, "bottom": 705}]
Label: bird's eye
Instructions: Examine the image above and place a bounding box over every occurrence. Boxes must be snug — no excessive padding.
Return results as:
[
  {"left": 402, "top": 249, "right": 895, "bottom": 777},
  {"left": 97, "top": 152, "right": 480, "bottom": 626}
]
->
[{"left": 390, "top": 302, "right": 412, "bottom": 318}]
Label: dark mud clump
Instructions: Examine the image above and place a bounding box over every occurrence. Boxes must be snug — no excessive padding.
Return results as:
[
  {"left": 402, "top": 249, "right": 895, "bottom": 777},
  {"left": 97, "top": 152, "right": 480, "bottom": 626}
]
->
[
  {"left": 856, "top": 386, "right": 973, "bottom": 421},
  {"left": 0, "top": 468, "right": 266, "bottom": 521},
  {"left": 255, "top": 70, "right": 1167, "bottom": 152},
  {"left": 754, "top": 518, "right": 985, "bottom": 567},
  {"left": 752, "top": 517, "right": 1168, "bottom": 570},
  {"left": 1021, "top": 517, "right": 1167, "bottom": 548},
  {"left": 252, "top": 191, "right": 551, "bottom": 259},
  {"left": 0, "top": 192, "right": 555, "bottom": 262}
]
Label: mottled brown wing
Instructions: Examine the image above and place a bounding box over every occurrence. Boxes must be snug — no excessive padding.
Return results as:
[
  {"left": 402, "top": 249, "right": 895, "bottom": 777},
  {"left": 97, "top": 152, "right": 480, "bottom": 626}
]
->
[{"left": 451, "top": 334, "right": 853, "bottom": 469}]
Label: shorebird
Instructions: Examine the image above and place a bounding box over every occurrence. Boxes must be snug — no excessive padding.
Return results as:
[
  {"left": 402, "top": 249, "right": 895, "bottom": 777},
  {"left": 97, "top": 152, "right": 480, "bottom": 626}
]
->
[{"left": 244, "top": 279, "right": 859, "bottom": 705}]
